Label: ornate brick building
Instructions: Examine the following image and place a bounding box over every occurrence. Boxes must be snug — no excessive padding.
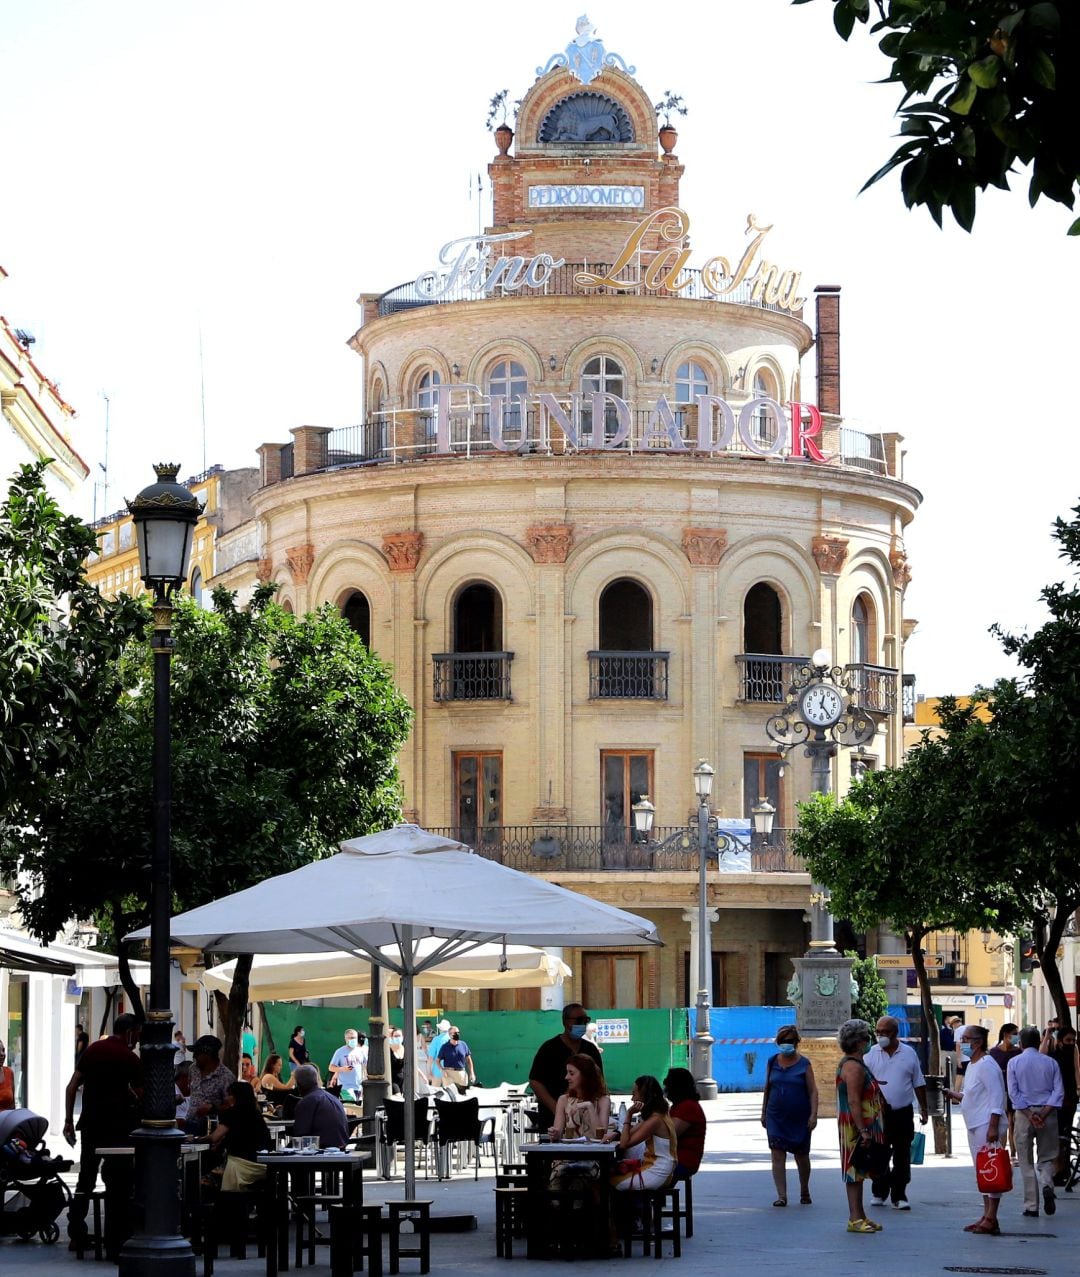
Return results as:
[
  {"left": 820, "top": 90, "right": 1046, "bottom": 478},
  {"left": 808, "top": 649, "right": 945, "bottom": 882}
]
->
[{"left": 219, "top": 27, "right": 920, "bottom": 1011}]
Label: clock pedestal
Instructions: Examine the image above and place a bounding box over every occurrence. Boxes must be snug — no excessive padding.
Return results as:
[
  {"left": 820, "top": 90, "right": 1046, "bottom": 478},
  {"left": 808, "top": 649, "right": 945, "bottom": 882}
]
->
[{"left": 787, "top": 951, "right": 856, "bottom": 1115}]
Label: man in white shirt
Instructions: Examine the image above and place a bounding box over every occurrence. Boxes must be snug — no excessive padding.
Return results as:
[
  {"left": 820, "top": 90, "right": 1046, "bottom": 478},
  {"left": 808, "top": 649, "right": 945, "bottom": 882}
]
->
[
  {"left": 1007, "top": 1025, "right": 1064, "bottom": 1218},
  {"left": 865, "top": 1016, "right": 928, "bottom": 1210}
]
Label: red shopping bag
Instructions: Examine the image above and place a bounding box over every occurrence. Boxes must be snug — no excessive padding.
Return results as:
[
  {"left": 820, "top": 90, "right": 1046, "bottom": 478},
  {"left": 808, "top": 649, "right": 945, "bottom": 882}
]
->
[{"left": 975, "top": 1144, "right": 1013, "bottom": 1193}]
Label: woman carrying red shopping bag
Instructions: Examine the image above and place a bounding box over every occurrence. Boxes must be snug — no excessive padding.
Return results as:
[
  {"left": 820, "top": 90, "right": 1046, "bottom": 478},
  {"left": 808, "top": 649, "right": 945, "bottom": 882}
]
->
[{"left": 947, "top": 1025, "right": 1010, "bottom": 1234}]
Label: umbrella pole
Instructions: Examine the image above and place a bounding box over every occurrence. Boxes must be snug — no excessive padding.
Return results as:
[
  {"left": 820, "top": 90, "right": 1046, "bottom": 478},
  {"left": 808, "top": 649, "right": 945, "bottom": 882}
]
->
[{"left": 401, "top": 929, "right": 417, "bottom": 1200}]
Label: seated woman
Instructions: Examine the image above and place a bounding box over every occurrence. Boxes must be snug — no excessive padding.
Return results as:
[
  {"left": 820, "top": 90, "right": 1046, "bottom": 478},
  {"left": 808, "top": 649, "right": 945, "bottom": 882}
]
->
[
  {"left": 663, "top": 1068, "right": 706, "bottom": 1180},
  {"left": 208, "top": 1081, "right": 273, "bottom": 1192},
  {"left": 607, "top": 1075, "right": 677, "bottom": 1192},
  {"left": 550, "top": 1054, "right": 611, "bottom": 1140},
  {"left": 259, "top": 1053, "right": 297, "bottom": 1113}
]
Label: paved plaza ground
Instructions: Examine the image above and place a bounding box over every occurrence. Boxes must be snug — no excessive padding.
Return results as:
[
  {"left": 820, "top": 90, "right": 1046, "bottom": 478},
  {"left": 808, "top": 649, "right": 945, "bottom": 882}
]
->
[{"left": 2, "top": 1094, "right": 1075, "bottom": 1275}]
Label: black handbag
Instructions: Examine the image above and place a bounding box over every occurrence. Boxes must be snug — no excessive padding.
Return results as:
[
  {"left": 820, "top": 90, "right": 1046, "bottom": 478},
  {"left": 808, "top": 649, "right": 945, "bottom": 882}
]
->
[{"left": 851, "top": 1136, "right": 889, "bottom": 1177}]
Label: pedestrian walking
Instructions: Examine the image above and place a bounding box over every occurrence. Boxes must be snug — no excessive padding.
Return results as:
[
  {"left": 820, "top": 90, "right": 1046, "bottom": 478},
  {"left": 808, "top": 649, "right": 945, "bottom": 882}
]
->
[
  {"left": 835, "top": 1018, "right": 886, "bottom": 1234},
  {"left": 436, "top": 1025, "right": 476, "bottom": 1092},
  {"left": 1040, "top": 1022, "right": 1078, "bottom": 1184},
  {"left": 1009, "top": 1025, "right": 1064, "bottom": 1217},
  {"left": 988, "top": 1023, "right": 1021, "bottom": 1161},
  {"left": 761, "top": 1024, "right": 817, "bottom": 1206},
  {"left": 947, "top": 1025, "right": 1006, "bottom": 1235},
  {"left": 865, "top": 1015, "right": 928, "bottom": 1210}
]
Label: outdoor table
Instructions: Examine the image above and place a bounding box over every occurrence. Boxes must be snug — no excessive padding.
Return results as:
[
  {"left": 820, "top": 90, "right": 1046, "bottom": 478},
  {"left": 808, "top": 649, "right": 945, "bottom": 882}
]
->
[
  {"left": 97, "top": 1143, "right": 209, "bottom": 1243},
  {"left": 520, "top": 1139, "right": 618, "bottom": 1260},
  {"left": 257, "top": 1149, "right": 370, "bottom": 1276}
]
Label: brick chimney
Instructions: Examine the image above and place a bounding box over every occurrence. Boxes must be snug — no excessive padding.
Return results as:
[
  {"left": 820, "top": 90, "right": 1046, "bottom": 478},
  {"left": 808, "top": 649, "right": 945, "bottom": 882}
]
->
[{"left": 814, "top": 285, "right": 841, "bottom": 416}]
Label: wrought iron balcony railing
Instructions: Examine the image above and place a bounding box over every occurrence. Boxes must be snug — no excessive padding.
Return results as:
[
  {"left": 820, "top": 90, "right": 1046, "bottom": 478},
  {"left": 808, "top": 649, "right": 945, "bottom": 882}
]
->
[
  {"left": 846, "top": 663, "right": 898, "bottom": 716},
  {"left": 587, "top": 651, "right": 669, "bottom": 700},
  {"left": 735, "top": 654, "right": 810, "bottom": 703},
  {"left": 432, "top": 652, "right": 513, "bottom": 702},
  {"left": 426, "top": 825, "right": 802, "bottom": 873}
]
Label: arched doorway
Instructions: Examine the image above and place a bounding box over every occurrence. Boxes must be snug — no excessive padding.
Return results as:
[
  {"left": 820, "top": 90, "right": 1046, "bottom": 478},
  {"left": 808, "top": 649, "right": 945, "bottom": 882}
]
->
[
  {"left": 592, "top": 579, "right": 663, "bottom": 698},
  {"left": 340, "top": 590, "right": 371, "bottom": 647},
  {"left": 742, "top": 582, "right": 784, "bottom": 701}
]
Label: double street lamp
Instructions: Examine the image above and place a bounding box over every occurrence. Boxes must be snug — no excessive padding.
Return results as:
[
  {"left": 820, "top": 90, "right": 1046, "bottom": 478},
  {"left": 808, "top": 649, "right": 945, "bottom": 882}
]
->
[
  {"left": 120, "top": 464, "right": 202, "bottom": 1277},
  {"left": 632, "top": 764, "right": 774, "bottom": 1101}
]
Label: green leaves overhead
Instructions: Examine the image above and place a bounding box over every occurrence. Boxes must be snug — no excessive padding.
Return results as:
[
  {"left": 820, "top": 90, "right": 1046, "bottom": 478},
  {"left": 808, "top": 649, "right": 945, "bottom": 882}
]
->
[{"left": 794, "top": 1, "right": 1079, "bottom": 231}]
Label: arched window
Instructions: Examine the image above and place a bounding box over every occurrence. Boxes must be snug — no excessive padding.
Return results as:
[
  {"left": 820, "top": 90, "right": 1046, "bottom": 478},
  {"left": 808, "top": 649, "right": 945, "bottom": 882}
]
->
[
  {"left": 416, "top": 368, "right": 442, "bottom": 445},
  {"left": 675, "top": 360, "right": 710, "bottom": 403},
  {"left": 751, "top": 369, "right": 780, "bottom": 446},
  {"left": 593, "top": 579, "right": 661, "bottom": 698},
  {"left": 280, "top": 598, "right": 294, "bottom": 615},
  {"left": 341, "top": 590, "right": 371, "bottom": 647},
  {"left": 454, "top": 583, "right": 503, "bottom": 653},
  {"left": 599, "top": 579, "right": 652, "bottom": 651},
  {"left": 189, "top": 567, "right": 205, "bottom": 608},
  {"left": 580, "top": 354, "right": 625, "bottom": 444},
  {"left": 370, "top": 378, "right": 385, "bottom": 419},
  {"left": 742, "top": 582, "right": 784, "bottom": 702},
  {"left": 487, "top": 359, "right": 528, "bottom": 431},
  {"left": 852, "top": 593, "right": 873, "bottom": 665}
]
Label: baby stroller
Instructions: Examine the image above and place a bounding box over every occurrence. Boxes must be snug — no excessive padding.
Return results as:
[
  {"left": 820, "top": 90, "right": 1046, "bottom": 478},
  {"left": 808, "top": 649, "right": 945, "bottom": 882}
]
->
[{"left": 0, "top": 1108, "right": 72, "bottom": 1244}]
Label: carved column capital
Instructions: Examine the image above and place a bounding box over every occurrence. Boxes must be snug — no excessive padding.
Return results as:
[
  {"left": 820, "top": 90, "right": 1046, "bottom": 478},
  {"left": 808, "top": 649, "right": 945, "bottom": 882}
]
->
[
  {"left": 382, "top": 531, "right": 424, "bottom": 573},
  {"left": 255, "top": 557, "right": 273, "bottom": 582},
  {"left": 812, "top": 534, "right": 849, "bottom": 575},
  {"left": 682, "top": 527, "right": 728, "bottom": 566},
  {"left": 526, "top": 523, "right": 574, "bottom": 564},
  {"left": 889, "top": 547, "right": 912, "bottom": 588},
  {"left": 286, "top": 542, "right": 316, "bottom": 585}
]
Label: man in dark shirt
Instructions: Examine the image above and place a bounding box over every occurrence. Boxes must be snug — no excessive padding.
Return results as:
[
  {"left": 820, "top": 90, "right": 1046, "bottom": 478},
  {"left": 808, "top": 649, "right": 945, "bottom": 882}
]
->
[
  {"left": 63, "top": 1013, "right": 141, "bottom": 1260},
  {"left": 528, "top": 1003, "right": 603, "bottom": 1130},
  {"left": 292, "top": 1064, "right": 349, "bottom": 1148}
]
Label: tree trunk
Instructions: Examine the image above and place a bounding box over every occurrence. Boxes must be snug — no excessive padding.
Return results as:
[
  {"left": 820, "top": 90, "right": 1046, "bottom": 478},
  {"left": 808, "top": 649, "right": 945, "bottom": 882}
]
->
[
  {"left": 910, "top": 926, "right": 947, "bottom": 1153},
  {"left": 113, "top": 904, "right": 145, "bottom": 1022},
  {"left": 222, "top": 953, "right": 253, "bottom": 1077},
  {"left": 1038, "top": 900, "right": 1075, "bottom": 1030},
  {"left": 97, "top": 986, "right": 117, "bottom": 1037}
]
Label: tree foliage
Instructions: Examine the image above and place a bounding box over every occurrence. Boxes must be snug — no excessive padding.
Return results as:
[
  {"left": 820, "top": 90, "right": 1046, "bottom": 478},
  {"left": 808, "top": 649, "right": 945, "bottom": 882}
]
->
[
  {"left": 793, "top": 709, "right": 1022, "bottom": 1075},
  {"left": 793, "top": 1, "right": 1080, "bottom": 232},
  {"left": 0, "top": 462, "right": 145, "bottom": 822},
  {"left": 0, "top": 583, "right": 414, "bottom": 1064},
  {"left": 847, "top": 950, "right": 889, "bottom": 1025}
]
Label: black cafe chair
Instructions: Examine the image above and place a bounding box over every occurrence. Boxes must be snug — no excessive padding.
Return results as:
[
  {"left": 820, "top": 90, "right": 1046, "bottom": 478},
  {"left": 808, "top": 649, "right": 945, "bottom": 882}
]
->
[
  {"left": 379, "top": 1098, "right": 435, "bottom": 1179},
  {"left": 433, "top": 1097, "right": 497, "bottom": 1180}
]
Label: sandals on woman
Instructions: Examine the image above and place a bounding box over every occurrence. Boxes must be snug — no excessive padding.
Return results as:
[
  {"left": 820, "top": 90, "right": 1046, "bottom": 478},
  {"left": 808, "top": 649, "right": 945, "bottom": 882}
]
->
[
  {"left": 800, "top": 1193, "right": 812, "bottom": 1205},
  {"left": 773, "top": 1198, "right": 787, "bottom": 1207},
  {"left": 846, "top": 1218, "right": 880, "bottom": 1234},
  {"left": 966, "top": 1219, "right": 1000, "bottom": 1235}
]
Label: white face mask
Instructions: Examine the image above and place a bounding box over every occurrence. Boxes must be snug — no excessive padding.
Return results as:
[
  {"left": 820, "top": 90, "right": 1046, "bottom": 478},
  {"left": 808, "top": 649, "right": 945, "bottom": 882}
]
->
[{"left": 876, "top": 1035, "right": 892, "bottom": 1049}]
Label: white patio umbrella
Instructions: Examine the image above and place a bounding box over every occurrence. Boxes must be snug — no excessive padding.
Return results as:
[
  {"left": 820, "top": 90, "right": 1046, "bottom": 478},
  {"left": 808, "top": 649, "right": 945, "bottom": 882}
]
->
[
  {"left": 132, "top": 824, "right": 658, "bottom": 1197},
  {"left": 200, "top": 941, "right": 572, "bottom": 1000}
]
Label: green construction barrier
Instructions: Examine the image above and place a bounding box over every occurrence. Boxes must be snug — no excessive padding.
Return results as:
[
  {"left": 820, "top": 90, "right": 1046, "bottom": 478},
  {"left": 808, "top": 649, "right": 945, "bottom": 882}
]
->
[{"left": 259, "top": 1004, "right": 686, "bottom": 1093}]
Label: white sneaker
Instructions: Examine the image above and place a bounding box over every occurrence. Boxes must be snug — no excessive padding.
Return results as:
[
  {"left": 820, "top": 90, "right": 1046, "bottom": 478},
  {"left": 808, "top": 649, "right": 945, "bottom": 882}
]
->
[
  {"left": 892, "top": 1199, "right": 911, "bottom": 1210},
  {"left": 871, "top": 1195, "right": 888, "bottom": 1207}
]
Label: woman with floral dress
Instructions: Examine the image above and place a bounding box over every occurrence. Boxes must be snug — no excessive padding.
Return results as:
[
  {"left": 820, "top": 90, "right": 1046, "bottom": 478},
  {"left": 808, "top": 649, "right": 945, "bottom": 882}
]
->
[{"left": 836, "top": 1018, "right": 886, "bottom": 1234}]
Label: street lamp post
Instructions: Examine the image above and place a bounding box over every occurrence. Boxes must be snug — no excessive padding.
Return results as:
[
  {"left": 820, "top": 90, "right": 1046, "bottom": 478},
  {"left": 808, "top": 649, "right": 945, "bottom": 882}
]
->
[
  {"left": 120, "top": 464, "right": 202, "bottom": 1277},
  {"left": 691, "top": 761, "right": 717, "bottom": 1100},
  {"left": 632, "top": 765, "right": 774, "bottom": 1103}
]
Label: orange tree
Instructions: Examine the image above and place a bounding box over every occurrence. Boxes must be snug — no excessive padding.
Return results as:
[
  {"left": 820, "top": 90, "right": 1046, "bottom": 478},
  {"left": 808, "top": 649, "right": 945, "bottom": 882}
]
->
[{"left": 794, "top": 1, "right": 1080, "bottom": 231}]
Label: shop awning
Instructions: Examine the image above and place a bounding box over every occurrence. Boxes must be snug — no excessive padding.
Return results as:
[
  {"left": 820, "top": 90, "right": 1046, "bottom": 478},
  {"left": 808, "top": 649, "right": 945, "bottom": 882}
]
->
[
  {"left": 0, "top": 944, "right": 76, "bottom": 976},
  {"left": 0, "top": 928, "right": 149, "bottom": 986}
]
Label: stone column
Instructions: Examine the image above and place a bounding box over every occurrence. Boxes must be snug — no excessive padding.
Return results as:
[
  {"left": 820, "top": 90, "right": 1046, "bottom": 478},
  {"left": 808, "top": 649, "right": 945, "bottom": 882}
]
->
[{"left": 682, "top": 907, "right": 718, "bottom": 1008}]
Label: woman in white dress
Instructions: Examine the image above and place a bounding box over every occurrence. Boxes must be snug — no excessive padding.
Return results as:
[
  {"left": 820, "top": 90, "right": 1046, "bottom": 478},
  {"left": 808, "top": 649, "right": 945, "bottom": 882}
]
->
[{"left": 607, "top": 1075, "right": 677, "bottom": 1192}]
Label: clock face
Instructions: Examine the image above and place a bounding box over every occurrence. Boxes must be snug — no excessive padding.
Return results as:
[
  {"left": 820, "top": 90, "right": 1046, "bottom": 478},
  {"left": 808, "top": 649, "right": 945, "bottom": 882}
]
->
[{"left": 800, "top": 683, "right": 844, "bottom": 727}]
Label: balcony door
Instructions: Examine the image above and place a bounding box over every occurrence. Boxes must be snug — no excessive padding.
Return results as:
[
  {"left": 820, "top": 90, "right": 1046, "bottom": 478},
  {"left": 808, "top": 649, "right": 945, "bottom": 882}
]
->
[
  {"left": 601, "top": 750, "right": 652, "bottom": 842},
  {"left": 743, "top": 752, "right": 784, "bottom": 824},
  {"left": 453, "top": 751, "right": 502, "bottom": 849}
]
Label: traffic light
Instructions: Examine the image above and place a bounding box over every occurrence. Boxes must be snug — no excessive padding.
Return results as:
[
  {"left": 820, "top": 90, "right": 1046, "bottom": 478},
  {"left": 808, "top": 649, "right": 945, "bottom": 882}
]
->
[{"left": 1019, "top": 937, "right": 1039, "bottom": 973}]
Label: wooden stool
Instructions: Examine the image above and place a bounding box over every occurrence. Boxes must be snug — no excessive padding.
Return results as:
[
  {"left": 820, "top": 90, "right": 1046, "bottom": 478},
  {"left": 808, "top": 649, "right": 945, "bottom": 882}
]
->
[
  {"left": 388, "top": 1199, "right": 431, "bottom": 1275},
  {"left": 676, "top": 1171, "right": 694, "bottom": 1237},
  {"left": 494, "top": 1185, "right": 527, "bottom": 1257},
  {"left": 329, "top": 1203, "right": 383, "bottom": 1277},
  {"left": 650, "top": 1185, "right": 681, "bottom": 1258},
  {"left": 73, "top": 1190, "right": 106, "bottom": 1262}
]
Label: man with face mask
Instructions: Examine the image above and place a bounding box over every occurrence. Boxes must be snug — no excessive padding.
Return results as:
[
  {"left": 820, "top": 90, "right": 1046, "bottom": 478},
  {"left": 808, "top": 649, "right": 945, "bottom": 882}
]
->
[
  {"left": 328, "top": 1028, "right": 367, "bottom": 1103},
  {"left": 528, "top": 1002, "right": 604, "bottom": 1131},
  {"left": 864, "top": 1015, "right": 928, "bottom": 1211}
]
